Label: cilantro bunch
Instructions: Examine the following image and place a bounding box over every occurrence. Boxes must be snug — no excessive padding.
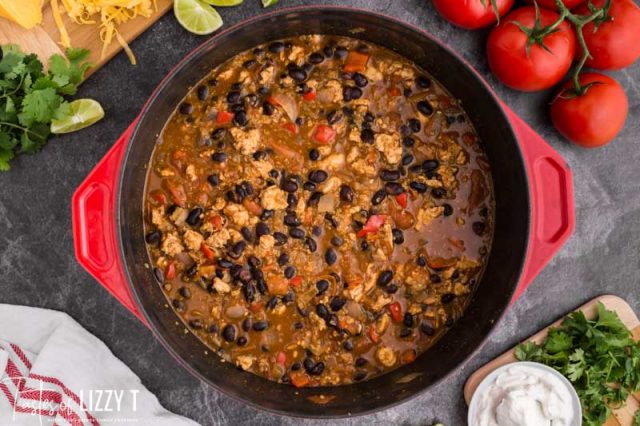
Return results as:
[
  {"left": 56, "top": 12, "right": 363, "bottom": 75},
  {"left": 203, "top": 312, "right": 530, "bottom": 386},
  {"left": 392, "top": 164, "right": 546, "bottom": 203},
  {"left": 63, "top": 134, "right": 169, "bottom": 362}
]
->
[
  {"left": 516, "top": 302, "right": 640, "bottom": 426},
  {"left": 0, "top": 45, "right": 92, "bottom": 171}
]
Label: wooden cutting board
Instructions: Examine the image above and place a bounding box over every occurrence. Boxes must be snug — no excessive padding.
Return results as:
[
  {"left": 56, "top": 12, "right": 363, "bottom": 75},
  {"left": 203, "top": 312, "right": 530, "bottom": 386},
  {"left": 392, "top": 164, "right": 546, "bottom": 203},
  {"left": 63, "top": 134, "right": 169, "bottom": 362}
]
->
[
  {"left": 464, "top": 295, "right": 640, "bottom": 426},
  {"left": 0, "top": 0, "right": 173, "bottom": 76}
]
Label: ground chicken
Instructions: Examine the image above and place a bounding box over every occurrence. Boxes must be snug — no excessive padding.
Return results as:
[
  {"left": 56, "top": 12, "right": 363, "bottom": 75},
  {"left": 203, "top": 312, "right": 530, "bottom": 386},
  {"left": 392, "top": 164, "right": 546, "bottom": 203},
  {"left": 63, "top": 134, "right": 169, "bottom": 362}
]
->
[
  {"left": 260, "top": 186, "right": 288, "bottom": 210},
  {"left": 183, "top": 229, "right": 204, "bottom": 251},
  {"left": 375, "top": 133, "right": 402, "bottom": 165},
  {"left": 230, "top": 128, "right": 260, "bottom": 156},
  {"left": 416, "top": 206, "right": 445, "bottom": 230},
  {"left": 213, "top": 277, "right": 231, "bottom": 294},
  {"left": 161, "top": 233, "right": 183, "bottom": 256},
  {"left": 224, "top": 204, "right": 250, "bottom": 227}
]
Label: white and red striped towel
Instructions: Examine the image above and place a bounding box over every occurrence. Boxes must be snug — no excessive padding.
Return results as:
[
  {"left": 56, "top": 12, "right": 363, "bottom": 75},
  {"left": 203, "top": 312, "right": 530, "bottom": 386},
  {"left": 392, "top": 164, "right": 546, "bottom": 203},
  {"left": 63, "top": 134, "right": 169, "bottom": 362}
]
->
[{"left": 0, "top": 304, "right": 199, "bottom": 426}]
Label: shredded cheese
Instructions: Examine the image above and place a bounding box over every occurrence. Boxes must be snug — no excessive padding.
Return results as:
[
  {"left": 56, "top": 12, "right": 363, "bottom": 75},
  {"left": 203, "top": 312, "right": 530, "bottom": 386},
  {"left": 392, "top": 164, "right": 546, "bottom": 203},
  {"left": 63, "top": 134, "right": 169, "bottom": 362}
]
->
[{"left": 50, "top": 0, "right": 157, "bottom": 64}]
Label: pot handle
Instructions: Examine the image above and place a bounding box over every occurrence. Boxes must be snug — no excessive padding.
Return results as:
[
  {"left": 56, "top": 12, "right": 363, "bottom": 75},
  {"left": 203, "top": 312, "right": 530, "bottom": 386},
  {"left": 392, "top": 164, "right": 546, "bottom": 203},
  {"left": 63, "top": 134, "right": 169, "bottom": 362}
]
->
[
  {"left": 72, "top": 121, "right": 148, "bottom": 324},
  {"left": 504, "top": 108, "right": 575, "bottom": 302}
]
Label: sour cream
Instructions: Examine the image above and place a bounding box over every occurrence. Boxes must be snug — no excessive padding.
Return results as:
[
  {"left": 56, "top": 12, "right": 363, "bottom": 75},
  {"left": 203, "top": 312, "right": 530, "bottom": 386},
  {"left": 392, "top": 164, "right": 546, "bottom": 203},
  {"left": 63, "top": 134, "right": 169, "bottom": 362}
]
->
[{"left": 469, "top": 362, "right": 581, "bottom": 426}]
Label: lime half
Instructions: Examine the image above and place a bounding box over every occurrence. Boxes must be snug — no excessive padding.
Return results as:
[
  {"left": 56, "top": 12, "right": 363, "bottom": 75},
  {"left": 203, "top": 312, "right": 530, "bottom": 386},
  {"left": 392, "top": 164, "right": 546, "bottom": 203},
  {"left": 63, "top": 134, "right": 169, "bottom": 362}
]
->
[
  {"left": 174, "top": 0, "right": 223, "bottom": 35},
  {"left": 51, "top": 99, "right": 104, "bottom": 134},
  {"left": 261, "top": 0, "right": 278, "bottom": 7},
  {"left": 200, "top": 0, "right": 243, "bottom": 6}
]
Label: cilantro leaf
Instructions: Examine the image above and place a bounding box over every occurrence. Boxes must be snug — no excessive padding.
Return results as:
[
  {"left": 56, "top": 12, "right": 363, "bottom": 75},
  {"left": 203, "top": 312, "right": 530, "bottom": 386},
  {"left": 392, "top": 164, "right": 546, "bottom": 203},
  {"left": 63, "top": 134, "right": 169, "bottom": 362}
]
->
[{"left": 0, "top": 44, "right": 94, "bottom": 170}]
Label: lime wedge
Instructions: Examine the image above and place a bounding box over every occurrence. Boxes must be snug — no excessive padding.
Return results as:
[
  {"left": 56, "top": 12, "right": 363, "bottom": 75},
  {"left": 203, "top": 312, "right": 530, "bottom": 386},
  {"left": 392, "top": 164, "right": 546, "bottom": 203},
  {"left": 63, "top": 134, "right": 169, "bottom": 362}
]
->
[
  {"left": 51, "top": 99, "right": 104, "bottom": 134},
  {"left": 261, "top": 0, "right": 278, "bottom": 7},
  {"left": 200, "top": 0, "right": 243, "bottom": 6},
  {"left": 174, "top": 0, "right": 223, "bottom": 35}
]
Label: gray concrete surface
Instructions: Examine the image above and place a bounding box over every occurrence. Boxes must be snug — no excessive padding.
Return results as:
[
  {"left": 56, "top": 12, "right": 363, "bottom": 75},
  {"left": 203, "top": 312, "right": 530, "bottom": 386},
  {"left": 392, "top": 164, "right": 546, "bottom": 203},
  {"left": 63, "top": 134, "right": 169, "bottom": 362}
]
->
[{"left": 0, "top": 0, "right": 638, "bottom": 424}]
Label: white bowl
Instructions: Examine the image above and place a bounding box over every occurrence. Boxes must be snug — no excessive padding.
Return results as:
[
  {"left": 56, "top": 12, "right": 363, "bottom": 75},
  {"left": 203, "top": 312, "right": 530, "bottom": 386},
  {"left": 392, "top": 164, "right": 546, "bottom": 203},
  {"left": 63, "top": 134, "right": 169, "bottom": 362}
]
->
[{"left": 467, "top": 361, "right": 582, "bottom": 426}]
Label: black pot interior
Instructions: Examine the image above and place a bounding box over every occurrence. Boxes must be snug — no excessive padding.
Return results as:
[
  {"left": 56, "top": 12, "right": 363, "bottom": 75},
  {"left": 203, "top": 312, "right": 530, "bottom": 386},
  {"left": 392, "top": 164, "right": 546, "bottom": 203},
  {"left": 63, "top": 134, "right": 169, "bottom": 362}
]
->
[{"left": 118, "top": 7, "right": 530, "bottom": 417}]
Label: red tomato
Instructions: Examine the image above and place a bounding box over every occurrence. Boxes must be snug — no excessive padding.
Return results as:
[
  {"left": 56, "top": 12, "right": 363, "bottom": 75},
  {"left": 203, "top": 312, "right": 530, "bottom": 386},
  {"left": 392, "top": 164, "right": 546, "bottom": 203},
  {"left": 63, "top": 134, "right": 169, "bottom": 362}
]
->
[
  {"left": 575, "top": 0, "right": 640, "bottom": 70},
  {"left": 487, "top": 7, "right": 576, "bottom": 91},
  {"left": 215, "top": 111, "right": 233, "bottom": 124},
  {"left": 356, "top": 214, "right": 385, "bottom": 238},
  {"left": 302, "top": 90, "right": 316, "bottom": 101},
  {"left": 525, "top": 0, "right": 585, "bottom": 10},
  {"left": 313, "top": 124, "right": 336, "bottom": 144},
  {"left": 388, "top": 302, "right": 403, "bottom": 322},
  {"left": 395, "top": 193, "right": 408, "bottom": 209},
  {"left": 433, "top": 0, "right": 515, "bottom": 29},
  {"left": 550, "top": 73, "right": 628, "bottom": 147}
]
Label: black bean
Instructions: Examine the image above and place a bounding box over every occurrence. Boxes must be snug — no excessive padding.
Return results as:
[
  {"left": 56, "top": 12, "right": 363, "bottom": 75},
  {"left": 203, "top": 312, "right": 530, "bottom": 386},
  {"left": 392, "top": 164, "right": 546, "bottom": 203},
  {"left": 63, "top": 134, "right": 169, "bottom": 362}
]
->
[
  {"left": 194, "top": 84, "right": 209, "bottom": 101},
  {"left": 343, "top": 340, "right": 354, "bottom": 351},
  {"left": 307, "top": 191, "right": 323, "bottom": 207},
  {"left": 257, "top": 279, "right": 267, "bottom": 294},
  {"left": 445, "top": 316, "right": 455, "bottom": 327},
  {"left": 377, "top": 270, "right": 393, "bottom": 287},
  {"left": 354, "top": 371, "right": 367, "bottom": 382},
  {"left": 145, "top": 230, "right": 161, "bottom": 245},
  {"left": 303, "top": 181, "right": 317, "bottom": 191},
  {"left": 288, "top": 68, "right": 307, "bottom": 82},
  {"left": 330, "top": 296, "right": 346, "bottom": 312},
  {"left": 283, "top": 213, "right": 301, "bottom": 227},
  {"left": 422, "top": 159, "right": 439, "bottom": 172},
  {"left": 352, "top": 72, "right": 368, "bottom": 88},
  {"left": 343, "top": 86, "right": 362, "bottom": 101},
  {"left": 186, "top": 207, "right": 203, "bottom": 226},
  {"left": 326, "top": 109, "right": 343, "bottom": 125},
  {"left": 308, "top": 169, "right": 328, "bottom": 183},
  {"left": 188, "top": 319, "right": 203, "bottom": 330},
  {"left": 404, "top": 87, "right": 413, "bottom": 97},
  {"left": 304, "top": 236, "right": 317, "bottom": 252},
  {"left": 415, "top": 76, "right": 431, "bottom": 89},
  {"left": 210, "top": 129, "right": 226, "bottom": 142},
  {"left": 325, "top": 248, "right": 337, "bottom": 265},
  {"left": 233, "top": 111, "right": 248, "bottom": 126},
  {"left": 283, "top": 291, "right": 295, "bottom": 304},
  {"left": 360, "top": 128, "right": 374, "bottom": 144},
  {"left": 153, "top": 267, "right": 164, "bottom": 283},
  {"left": 308, "top": 362, "right": 324, "bottom": 376},
  {"left": 281, "top": 179, "right": 299, "bottom": 193},
  {"left": 384, "top": 182, "right": 404, "bottom": 196},
  {"left": 273, "top": 232, "right": 288, "bottom": 245},
  {"left": 207, "top": 324, "right": 219, "bottom": 334},
  {"left": 222, "top": 325, "right": 236, "bottom": 342},
  {"left": 172, "top": 299, "right": 186, "bottom": 313},
  {"left": 372, "top": 189, "right": 387, "bottom": 205},
  {"left": 316, "top": 304, "right": 330, "bottom": 319},
  {"left": 218, "top": 258, "right": 233, "bottom": 269},
  {"left": 236, "top": 336, "right": 248, "bottom": 346},
  {"left": 384, "top": 283, "right": 398, "bottom": 294},
  {"left": 339, "top": 185, "right": 354, "bottom": 203},
  {"left": 408, "top": 118, "right": 421, "bottom": 133},
  {"left": 284, "top": 266, "right": 296, "bottom": 279},
  {"left": 178, "top": 286, "right": 191, "bottom": 299},
  {"left": 268, "top": 41, "right": 285, "bottom": 53},
  {"left": 238, "top": 269, "right": 253, "bottom": 284},
  {"left": 262, "top": 101, "right": 275, "bottom": 116},
  {"left": 430, "top": 274, "right": 442, "bottom": 284},
  {"left": 226, "top": 91, "right": 241, "bottom": 104},
  {"left": 289, "top": 227, "right": 305, "bottom": 239},
  {"left": 294, "top": 321, "right": 304, "bottom": 329},
  {"left": 330, "top": 236, "right": 344, "bottom": 247},
  {"left": 275, "top": 254, "right": 289, "bottom": 268},
  {"left": 229, "top": 241, "right": 246, "bottom": 259},
  {"left": 334, "top": 46, "right": 348, "bottom": 59},
  {"left": 432, "top": 187, "right": 446, "bottom": 199},
  {"left": 443, "top": 204, "right": 454, "bottom": 216},
  {"left": 211, "top": 152, "right": 227, "bottom": 163},
  {"left": 360, "top": 240, "right": 369, "bottom": 251},
  {"left": 409, "top": 181, "right": 427, "bottom": 193},
  {"left": 355, "top": 357, "right": 367, "bottom": 367},
  {"left": 247, "top": 255, "right": 260, "bottom": 269},
  {"left": 417, "top": 100, "right": 434, "bottom": 116},
  {"left": 316, "top": 279, "right": 329, "bottom": 295},
  {"left": 400, "top": 327, "right": 412, "bottom": 338},
  {"left": 260, "top": 209, "right": 274, "bottom": 221},
  {"left": 205, "top": 174, "right": 220, "bottom": 188},
  {"left": 309, "top": 149, "right": 320, "bottom": 161},
  {"left": 472, "top": 222, "right": 486, "bottom": 236},
  {"left": 179, "top": 102, "right": 192, "bottom": 115},
  {"left": 441, "top": 293, "right": 455, "bottom": 304},
  {"left": 255, "top": 222, "right": 270, "bottom": 238},
  {"left": 402, "top": 154, "right": 414, "bottom": 166},
  {"left": 309, "top": 52, "right": 325, "bottom": 64},
  {"left": 403, "top": 136, "right": 415, "bottom": 147},
  {"left": 392, "top": 228, "right": 404, "bottom": 245},
  {"left": 403, "top": 313, "right": 415, "bottom": 328},
  {"left": 242, "top": 58, "right": 257, "bottom": 68},
  {"left": 241, "top": 318, "right": 252, "bottom": 332},
  {"left": 380, "top": 169, "right": 401, "bottom": 181},
  {"left": 266, "top": 296, "right": 278, "bottom": 310},
  {"left": 253, "top": 321, "right": 268, "bottom": 331},
  {"left": 312, "top": 225, "right": 322, "bottom": 236},
  {"left": 419, "top": 322, "right": 435, "bottom": 336}
]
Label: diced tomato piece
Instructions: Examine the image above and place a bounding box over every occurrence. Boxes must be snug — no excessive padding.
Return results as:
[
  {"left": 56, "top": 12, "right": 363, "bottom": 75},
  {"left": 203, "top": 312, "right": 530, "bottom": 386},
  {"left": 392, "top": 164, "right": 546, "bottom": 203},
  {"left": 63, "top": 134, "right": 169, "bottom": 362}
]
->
[
  {"left": 248, "top": 301, "right": 264, "bottom": 313},
  {"left": 302, "top": 90, "right": 316, "bottom": 101},
  {"left": 283, "top": 122, "right": 298, "bottom": 134},
  {"left": 356, "top": 214, "right": 386, "bottom": 238},
  {"left": 313, "top": 124, "right": 336, "bottom": 144},
  {"left": 276, "top": 351, "right": 286, "bottom": 365},
  {"left": 201, "top": 243, "right": 215, "bottom": 260},
  {"left": 166, "top": 262, "right": 176, "bottom": 280},
  {"left": 290, "top": 372, "right": 310, "bottom": 388},
  {"left": 266, "top": 96, "right": 279, "bottom": 106},
  {"left": 388, "top": 302, "right": 402, "bottom": 322},
  {"left": 209, "top": 215, "right": 223, "bottom": 230},
  {"left": 150, "top": 190, "right": 167, "bottom": 205},
  {"left": 367, "top": 324, "right": 380, "bottom": 343},
  {"left": 401, "top": 349, "right": 417, "bottom": 364},
  {"left": 289, "top": 275, "right": 303, "bottom": 287},
  {"left": 427, "top": 257, "right": 457, "bottom": 270},
  {"left": 216, "top": 111, "right": 234, "bottom": 124},
  {"left": 395, "top": 193, "right": 408, "bottom": 209},
  {"left": 344, "top": 51, "right": 370, "bottom": 72},
  {"left": 387, "top": 87, "right": 402, "bottom": 97}
]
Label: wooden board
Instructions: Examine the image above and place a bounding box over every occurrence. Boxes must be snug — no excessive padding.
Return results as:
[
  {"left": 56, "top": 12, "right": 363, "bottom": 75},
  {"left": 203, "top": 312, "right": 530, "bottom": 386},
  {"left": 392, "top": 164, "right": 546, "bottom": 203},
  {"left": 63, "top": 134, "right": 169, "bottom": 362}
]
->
[
  {"left": 464, "top": 295, "right": 640, "bottom": 426},
  {"left": 0, "top": 0, "right": 173, "bottom": 76}
]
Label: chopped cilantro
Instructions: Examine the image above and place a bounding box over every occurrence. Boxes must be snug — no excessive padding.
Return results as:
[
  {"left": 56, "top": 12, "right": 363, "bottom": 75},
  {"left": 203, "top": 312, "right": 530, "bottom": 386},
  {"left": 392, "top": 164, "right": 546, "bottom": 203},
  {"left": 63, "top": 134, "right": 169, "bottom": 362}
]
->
[
  {"left": 0, "top": 45, "right": 92, "bottom": 171},
  {"left": 516, "top": 302, "right": 640, "bottom": 426}
]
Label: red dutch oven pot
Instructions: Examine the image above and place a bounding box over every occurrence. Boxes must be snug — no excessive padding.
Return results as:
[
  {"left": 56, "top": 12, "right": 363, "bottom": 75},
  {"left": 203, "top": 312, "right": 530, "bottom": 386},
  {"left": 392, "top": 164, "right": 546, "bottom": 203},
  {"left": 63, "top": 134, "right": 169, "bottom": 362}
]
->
[{"left": 71, "top": 6, "right": 574, "bottom": 418}]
